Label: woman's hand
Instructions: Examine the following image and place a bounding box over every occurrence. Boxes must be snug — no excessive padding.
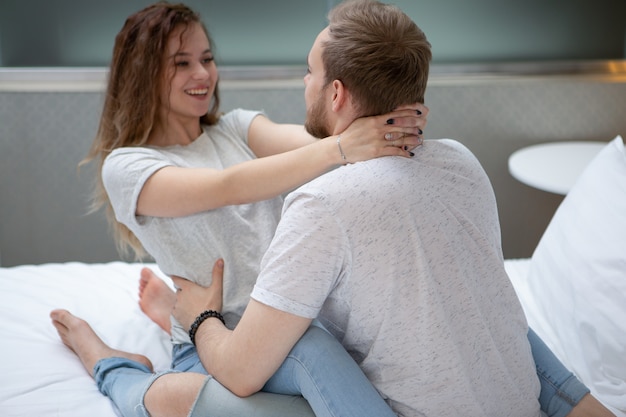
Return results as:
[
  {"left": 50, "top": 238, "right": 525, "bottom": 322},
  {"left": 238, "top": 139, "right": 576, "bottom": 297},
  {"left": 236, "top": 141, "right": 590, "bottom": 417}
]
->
[
  {"left": 171, "top": 258, "right": 225, "bottom": 331},
  {"left": 336, "top": 103, "right": 429, "bottom": 163}
]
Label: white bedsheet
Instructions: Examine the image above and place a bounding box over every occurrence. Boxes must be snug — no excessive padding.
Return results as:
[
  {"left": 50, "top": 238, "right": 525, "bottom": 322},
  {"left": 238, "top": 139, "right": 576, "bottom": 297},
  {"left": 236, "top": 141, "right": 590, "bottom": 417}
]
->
[
  {"left": 506, "top": 259, "right": 626, "bottom": 417},
  {"left": 0, "top": 262, "right": 172, "bottom": 417},
  {"left": 0, "top": 259, "right": 620, "bottom": 416}
]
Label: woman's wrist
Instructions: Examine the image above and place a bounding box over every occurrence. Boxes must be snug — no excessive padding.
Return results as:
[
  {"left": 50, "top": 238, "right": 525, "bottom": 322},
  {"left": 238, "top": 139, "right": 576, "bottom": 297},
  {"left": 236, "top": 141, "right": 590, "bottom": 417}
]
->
[
  {"left": 336, "top": 135, "right": 348, "bottom": 163},
  {"left": 323, "top": 134, "right": 348, "bottom": 166}
]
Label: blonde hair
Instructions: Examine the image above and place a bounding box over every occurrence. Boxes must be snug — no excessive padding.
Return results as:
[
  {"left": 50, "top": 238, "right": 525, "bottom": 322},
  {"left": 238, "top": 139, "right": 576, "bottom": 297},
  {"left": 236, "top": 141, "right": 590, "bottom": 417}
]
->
[
  {"left": 324, "top": 0, "right": 431, "bottom": 116},
  {"left": 81, "top": 2, "right": 221, "bottom": 258}
]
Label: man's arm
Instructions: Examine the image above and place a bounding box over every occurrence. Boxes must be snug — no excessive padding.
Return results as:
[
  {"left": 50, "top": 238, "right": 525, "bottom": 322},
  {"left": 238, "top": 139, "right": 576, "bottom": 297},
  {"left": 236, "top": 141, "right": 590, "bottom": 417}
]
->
[{"left": 172, "top": 261, "right": 312, "bottom": 397}]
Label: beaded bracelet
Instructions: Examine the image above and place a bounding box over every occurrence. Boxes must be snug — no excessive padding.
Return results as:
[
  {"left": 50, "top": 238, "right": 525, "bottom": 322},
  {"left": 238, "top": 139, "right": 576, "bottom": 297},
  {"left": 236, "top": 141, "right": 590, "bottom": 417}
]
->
[{"left": 188, "top": 310, "right": 226, "bottom": 346}]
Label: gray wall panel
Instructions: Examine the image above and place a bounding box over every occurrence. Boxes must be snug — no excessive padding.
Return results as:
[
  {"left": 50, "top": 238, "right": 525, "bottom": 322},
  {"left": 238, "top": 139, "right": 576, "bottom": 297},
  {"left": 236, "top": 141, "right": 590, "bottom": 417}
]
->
[{"left": 2, "top": 71, "right": 625, "bottom": 266}]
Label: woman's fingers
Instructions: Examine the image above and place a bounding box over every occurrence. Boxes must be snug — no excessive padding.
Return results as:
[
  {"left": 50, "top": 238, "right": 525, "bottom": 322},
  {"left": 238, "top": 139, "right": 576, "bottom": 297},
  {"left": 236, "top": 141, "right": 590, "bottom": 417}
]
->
[
  {"left": 381, "top": 105, "right": 428, "bottom": 147},
  {"left": 392, "top": 103, "right": 429, "bottom": 117},
  {"left": 384, "top": 134, "right": 423, "bottom": 154}
]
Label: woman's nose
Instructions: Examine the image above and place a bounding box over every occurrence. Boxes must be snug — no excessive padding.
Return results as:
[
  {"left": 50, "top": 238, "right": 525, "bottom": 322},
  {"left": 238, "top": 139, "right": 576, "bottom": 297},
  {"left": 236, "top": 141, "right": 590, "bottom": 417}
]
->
[{"left": 193, "top": 63, "right": 211, "bottom": 80}]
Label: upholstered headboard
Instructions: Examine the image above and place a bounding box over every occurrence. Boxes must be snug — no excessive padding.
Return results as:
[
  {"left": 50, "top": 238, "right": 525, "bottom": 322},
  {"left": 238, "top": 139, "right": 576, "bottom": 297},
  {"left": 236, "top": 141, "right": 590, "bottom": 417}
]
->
[{"left": 1, "top": 63, "right": 625, "bottom": 266}]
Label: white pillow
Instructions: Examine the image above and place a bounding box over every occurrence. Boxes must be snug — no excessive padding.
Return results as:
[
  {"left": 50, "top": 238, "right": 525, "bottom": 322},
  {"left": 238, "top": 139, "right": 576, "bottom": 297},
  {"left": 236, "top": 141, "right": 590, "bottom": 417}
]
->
[{"left": 526, "top": 135, "right": 626, "bottom": 413}]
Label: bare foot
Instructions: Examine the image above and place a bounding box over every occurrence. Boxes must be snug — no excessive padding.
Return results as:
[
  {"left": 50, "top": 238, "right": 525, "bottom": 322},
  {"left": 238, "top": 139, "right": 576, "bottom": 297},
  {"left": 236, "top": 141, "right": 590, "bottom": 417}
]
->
[
  {"left": 139, "top": 267, "right": 175, "bottom": 334},
  {"left": 566, "top": 393, "right": 616, "bottom": 417},
  {"left": 50, "top": 309, "right": 153, "bottom": 375}
]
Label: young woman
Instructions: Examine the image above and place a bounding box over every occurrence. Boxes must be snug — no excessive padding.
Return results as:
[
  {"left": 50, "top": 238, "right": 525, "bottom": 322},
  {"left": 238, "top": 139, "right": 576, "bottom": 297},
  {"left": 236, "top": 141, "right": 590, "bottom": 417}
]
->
[{"left": 52, "top": 2, "right": 425, "bottom": 417}]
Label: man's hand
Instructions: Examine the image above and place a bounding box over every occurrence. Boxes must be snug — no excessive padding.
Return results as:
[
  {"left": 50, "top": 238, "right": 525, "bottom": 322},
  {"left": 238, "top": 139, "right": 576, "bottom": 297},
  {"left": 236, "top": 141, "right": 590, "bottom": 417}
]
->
[
  {"left": 171, "top": 258, "right": 225, "bottom": 331},
  {"left": 171, "top": 258, "right": 312, "bottom": 397}
]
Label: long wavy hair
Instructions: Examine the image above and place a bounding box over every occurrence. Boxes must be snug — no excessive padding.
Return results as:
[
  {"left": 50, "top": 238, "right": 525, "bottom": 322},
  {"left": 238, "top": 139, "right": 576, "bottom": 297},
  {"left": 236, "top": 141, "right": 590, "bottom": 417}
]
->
[{"left": 82, "top": 2, "right": 221, "bottom": 258}]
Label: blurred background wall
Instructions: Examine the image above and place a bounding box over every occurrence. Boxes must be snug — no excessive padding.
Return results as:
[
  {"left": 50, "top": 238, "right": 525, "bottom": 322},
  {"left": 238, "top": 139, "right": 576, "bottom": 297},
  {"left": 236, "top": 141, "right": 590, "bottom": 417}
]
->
[{"left": 1, "top": 0, "right": 625, "bottom": 266}]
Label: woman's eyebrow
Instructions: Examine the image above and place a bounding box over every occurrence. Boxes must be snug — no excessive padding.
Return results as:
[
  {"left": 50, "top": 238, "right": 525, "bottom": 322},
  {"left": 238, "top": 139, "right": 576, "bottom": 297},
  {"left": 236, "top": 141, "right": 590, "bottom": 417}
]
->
[{"left": 169, "top": 48, "right": 212, "bottom": 59}]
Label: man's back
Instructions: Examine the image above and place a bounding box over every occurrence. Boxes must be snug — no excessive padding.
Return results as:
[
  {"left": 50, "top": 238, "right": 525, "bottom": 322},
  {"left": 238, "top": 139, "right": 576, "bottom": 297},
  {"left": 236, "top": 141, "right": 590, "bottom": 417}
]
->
[{"left": 254, "top": 139, "right": 541, "bottom": 416}]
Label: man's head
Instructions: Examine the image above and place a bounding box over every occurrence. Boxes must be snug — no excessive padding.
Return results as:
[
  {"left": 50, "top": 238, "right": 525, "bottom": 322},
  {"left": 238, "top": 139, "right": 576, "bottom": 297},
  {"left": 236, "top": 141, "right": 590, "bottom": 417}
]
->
[{"left": 304, "top": 0, "right": 431, "bottom": 137}]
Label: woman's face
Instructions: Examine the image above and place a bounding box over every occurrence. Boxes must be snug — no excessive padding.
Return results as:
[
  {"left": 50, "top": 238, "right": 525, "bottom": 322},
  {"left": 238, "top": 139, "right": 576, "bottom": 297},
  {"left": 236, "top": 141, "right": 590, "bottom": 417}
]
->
[{"left": 161, "top": 22, "right": 218, "bottom": 124}]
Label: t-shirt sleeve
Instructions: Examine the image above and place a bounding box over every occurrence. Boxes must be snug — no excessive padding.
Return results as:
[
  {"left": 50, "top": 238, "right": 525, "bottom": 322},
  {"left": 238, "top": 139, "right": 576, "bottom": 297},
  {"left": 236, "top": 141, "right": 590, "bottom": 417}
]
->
[
  {"left": 102, "top": 148, "right": 172, "bottom": 228},
  {"left": 250, "top": 190, "right": 349, "bottom": 318},
  {"left": 221, "top": 108, "right": 265, "bottom": 148}
]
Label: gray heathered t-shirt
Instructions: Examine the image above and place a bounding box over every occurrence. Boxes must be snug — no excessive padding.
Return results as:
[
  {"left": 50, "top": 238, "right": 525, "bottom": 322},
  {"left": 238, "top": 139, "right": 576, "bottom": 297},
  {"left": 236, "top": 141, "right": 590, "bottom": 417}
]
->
[
  {"left": 103, "top": 109, "right": 283, "bottom": 344},
  {"left": 252, "top": 139, "right": 541, "bottom": 417}
]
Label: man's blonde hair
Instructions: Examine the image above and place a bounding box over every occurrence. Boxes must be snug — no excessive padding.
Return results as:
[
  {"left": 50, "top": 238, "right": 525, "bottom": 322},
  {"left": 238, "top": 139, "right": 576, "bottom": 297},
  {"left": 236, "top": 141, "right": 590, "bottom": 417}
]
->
[{"left": 324, "top": 0, "right": 431, "bottom": 117}]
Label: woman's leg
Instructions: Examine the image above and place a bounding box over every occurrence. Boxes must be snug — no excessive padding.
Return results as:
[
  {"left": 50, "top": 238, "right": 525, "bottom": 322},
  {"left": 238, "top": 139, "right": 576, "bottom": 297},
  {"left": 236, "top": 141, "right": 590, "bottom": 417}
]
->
[
  {"left": 54, "top": 309, "right": 610, "bottom": 417},
  {"left": 138, "top": 267, "right": 174, "bottom": 334},
  {"left": 188, "top": 377, "right": 315, "bottom": 417},
  {"left": 95, "top": 357, "right": 203, "bottom": 417},
  {"left": 263, "top": 323, "right": 611, "bottom": 417},
  {"left": 167, "top": 342, "right": 317, "bottom": 417},
  {"left": 51, "top": 309, "right": 314, "bottom": 417},
  {"left": 263, "top": 322, "right": 397, "bottom": 417},
  {"left": 153, "top": 325, "right": 615, "bottom": 417},
  {"left": 528, "top": 328, "right": 590, "bottom": 417},
  {"left": 96, "top": 354, "right": 316, "bottom": 417}
]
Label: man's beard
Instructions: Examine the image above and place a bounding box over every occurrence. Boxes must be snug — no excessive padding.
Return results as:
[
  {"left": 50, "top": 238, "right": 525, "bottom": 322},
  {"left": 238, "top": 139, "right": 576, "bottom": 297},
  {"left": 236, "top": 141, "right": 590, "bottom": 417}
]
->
[{"left": 304, "top": 90, "right": 330, "bottom": 139}]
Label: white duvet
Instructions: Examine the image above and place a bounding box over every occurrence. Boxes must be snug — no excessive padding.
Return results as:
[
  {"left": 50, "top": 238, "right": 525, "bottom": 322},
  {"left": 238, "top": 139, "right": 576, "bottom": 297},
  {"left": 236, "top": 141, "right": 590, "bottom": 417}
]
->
[
  {"left": 0, "top": 262, "right": 172, "bottom": 417},
  {"left": 0, "top": 260, "right": 621, "bottom": 416}
]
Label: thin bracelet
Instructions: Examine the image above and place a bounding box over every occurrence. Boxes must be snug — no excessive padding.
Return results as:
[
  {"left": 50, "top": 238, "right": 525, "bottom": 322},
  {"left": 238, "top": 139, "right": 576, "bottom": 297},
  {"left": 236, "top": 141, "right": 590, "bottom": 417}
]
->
[
  {"left": 336, "top": 135, "right": 347, "bottom": 162},
  {"left": 188, "top": 310, "right": 226, "bottom": 346}
]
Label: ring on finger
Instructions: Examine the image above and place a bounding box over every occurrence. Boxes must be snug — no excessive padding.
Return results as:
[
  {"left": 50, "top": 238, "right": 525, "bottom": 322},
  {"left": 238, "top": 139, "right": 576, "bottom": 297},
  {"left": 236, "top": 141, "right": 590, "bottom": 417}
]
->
[{"left": 384, "top": 132, "right": 393, "bottom": 140}]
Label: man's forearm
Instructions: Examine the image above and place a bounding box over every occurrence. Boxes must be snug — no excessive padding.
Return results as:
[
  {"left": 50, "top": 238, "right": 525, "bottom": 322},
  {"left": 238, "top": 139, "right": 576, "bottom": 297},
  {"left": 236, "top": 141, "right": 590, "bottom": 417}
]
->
[
  {"left": 192, "top": 317, "right": 264, "bottom": 397},
  {"left": 192, "top": 299, "right": 312, "bottom": 397}
]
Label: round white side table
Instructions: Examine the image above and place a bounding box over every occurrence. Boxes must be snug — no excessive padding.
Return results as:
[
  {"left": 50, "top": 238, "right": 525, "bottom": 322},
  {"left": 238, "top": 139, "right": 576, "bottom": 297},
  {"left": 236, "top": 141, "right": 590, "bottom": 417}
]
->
[{"left": 508, "top": 141, "right": 606, "bottom": 195}]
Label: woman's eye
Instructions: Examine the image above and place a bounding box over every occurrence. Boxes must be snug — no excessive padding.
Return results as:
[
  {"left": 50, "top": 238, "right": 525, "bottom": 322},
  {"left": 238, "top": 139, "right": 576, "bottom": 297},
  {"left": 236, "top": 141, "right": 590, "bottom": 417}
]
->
[
  {"left": 202, "top": 56, "right": 214, "bottom": 64},
  {"left": 175, "top": 61, "right": 189, "bottom": 67}
]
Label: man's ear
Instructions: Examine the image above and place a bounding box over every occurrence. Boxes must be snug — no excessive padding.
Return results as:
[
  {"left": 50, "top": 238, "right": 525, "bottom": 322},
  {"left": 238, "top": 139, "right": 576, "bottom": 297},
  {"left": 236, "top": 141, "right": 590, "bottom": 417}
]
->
[{"left": 330, "top": 79, "right": 349, "bottom": 112}]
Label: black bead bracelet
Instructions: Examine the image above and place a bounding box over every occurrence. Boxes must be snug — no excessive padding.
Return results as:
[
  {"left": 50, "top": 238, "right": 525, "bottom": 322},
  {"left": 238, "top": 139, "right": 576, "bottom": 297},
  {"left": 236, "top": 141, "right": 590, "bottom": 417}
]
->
[{"left": 188, "top": 310, "right": 226, "bottom": 346}]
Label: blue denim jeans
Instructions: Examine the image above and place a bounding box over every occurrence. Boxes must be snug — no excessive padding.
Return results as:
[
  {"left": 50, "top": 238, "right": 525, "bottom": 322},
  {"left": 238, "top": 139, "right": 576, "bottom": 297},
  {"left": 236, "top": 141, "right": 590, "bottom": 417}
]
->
[
  {"left": 93, "top": 325, "right": 589, "bottom": 417},
  {"left": 528, "top": 328, "right": 590, "bottom": 417},
  {"left": 263, "top": 322, "right": 397, "bottom": 417},
  {"left": 94, "top": 322, "right": 394, "bottom": 417},
  {"left": 171, "top": 322, "right": 397, "bottom": 417}
]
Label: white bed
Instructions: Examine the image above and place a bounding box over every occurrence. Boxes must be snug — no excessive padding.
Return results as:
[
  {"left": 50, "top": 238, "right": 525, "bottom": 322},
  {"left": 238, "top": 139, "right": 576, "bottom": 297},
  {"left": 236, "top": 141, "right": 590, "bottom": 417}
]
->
[
  {"left": 1, "top": 136, "right": 624, "bottom": 417},
  {"left": 0, "top": 262, "right": 173, "bottom": 417}
]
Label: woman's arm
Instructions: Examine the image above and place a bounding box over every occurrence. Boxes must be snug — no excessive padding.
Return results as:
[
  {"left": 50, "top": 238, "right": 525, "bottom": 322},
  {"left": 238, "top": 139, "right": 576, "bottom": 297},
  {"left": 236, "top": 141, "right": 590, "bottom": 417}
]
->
[
  {"left": 247, "top": 118, "right": 316, "bottom": 156},
  {"left": 137, "top": 106, "right": 427, "bottom": 218},
  {"left": 248, "top": 105, "right": 428, "bottom": 157}
]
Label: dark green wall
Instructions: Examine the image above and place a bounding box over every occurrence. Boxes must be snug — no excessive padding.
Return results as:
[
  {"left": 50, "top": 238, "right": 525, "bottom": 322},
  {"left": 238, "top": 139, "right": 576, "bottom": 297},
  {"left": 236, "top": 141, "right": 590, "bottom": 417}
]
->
[{"left": 1, "top": 0, "right": 625, "bottom": 67}]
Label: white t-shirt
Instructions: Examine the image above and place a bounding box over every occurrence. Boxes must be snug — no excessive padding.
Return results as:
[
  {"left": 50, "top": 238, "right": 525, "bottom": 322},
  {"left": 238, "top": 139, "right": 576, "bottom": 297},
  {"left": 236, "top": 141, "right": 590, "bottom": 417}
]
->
[
  {"left": 103, "top": 109, "right": 283, "bottom": 343},
  {"left": 252, "top": 139, "right": 541, "bottom": 417}
]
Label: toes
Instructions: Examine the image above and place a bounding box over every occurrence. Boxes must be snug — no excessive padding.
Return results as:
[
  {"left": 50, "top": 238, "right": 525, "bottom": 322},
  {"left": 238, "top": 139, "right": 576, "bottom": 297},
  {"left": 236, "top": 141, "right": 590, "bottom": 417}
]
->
[{"left": 50, "top": 308, "right": 70, "bottom": 324}]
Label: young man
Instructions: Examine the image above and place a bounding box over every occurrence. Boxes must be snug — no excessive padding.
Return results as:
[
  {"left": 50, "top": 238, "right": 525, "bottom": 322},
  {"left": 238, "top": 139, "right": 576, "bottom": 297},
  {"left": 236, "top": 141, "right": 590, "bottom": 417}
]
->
[{"left": 172, "top": 1, "right": 542, "bottom": 415}]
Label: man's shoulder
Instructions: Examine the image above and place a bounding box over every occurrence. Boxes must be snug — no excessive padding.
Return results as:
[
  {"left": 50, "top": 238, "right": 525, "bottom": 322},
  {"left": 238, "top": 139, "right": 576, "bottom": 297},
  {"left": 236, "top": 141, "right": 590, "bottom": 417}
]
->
[
  {"left": 289, "top": 158, "right": 398, "bottom": 204},
  {"left": 425, "top": 138, "right": 471, "bottom": 154}
]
